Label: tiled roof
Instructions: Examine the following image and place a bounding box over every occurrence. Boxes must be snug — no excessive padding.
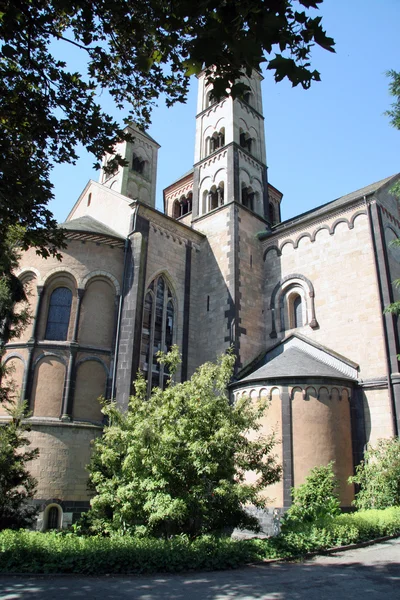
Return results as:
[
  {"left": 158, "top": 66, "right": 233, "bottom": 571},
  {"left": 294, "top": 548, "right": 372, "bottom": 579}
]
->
[
  {"left": 239, "top": 347, "right": 354, "bottom": 382},
  {"left": 59, "top": 215, "right": 125, "bottom": 240}
]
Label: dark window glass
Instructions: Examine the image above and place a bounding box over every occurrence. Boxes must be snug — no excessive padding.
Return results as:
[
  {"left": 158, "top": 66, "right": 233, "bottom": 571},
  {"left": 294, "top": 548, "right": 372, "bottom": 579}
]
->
[
  {"left": 294, "top": 296, "right": 303, "bottom": 328},
  {"left": 140, "top": 276, "right": 175, "bottom": 393},
  {"left": 45, "top": 287, "right": 72, "bottom": 340},
  {"left": 140, "top": 292, "right": 153, "bottom": 376},
  {"left": 47, "top": 506, "right": 59, "bottom": 530}
]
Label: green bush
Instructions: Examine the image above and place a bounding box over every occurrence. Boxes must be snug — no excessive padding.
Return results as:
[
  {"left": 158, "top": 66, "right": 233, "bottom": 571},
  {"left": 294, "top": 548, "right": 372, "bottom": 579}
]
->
[
  {"left": 86, "top": 347, "right": 281, "bottom": 538},
  {"left": 1, "top": 507, "right": 399, "bottom": 574},
  {"left": 349, "top": 437, "right": 400, "bottom": 510},
  {"left": 281, "top": 462, "right": 340, "bottom": 531}
]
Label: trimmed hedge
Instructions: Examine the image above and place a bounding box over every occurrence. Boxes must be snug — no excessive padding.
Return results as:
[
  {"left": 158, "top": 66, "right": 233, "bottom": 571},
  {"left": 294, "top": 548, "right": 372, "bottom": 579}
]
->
[{"left": 1, "top": 507, "right": 399, "bottom": 575}]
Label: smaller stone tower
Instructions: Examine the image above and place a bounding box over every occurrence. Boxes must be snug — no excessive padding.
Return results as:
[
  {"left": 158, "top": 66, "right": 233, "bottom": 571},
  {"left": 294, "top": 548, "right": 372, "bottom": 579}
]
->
[{"left": 100, "top": 124, "right": 160, "bottom": 208}]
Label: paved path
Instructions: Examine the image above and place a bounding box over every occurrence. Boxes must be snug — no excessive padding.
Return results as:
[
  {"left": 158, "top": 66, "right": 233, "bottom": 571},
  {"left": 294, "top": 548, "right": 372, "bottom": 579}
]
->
[{"left": 1, "top": 538, "right": 399, "bottom": 599}]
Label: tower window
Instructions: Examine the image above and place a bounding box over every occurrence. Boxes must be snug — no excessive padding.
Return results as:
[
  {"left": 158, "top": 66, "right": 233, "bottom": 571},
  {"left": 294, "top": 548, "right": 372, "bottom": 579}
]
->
[
  {"left": 207, "top": 128, "right": 225, "bottom": 156},
  {"left": 132, "top": 153, "right": 146, "bottom": 175},
  {"left": 140, "top": 275, "right": 175, "bottom": 393},
  {"left": 242, "top": 186, "right": 255, "bottom": 211},
  {"left": 87, "top": 193, "right": 92, "bottom": 207},
  {"left": 240, "top": 131, "right": 252, "bottom": 153},
  {"left": 45, "top": 287, "right": 72, "bottom": 341}
]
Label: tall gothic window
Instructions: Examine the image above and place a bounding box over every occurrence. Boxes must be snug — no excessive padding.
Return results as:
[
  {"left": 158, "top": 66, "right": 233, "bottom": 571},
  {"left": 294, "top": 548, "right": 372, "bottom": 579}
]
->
[
  {"left": 140, "top": 276, "right": 175, "bottom": 392},
  {"left": 45, "top": 287, "right": 72, "bottom": 340}
]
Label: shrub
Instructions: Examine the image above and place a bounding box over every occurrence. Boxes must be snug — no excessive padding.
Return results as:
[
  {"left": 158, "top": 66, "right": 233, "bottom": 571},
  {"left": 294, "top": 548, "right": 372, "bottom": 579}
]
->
[
  {"left": 349, "top": 437, "right": 400, "bottom": 510},
  {"left": 1, "top": 507, "right": 400, "bottom": 574},
  {"left": 0, "top": 402, "right": 39, "bottom": 530},
  {"left": 281, "top": 462, "right": 340, "bottom": 531},
  {"left": 86, "top": 347, "right": 282, "bottom": 538}
]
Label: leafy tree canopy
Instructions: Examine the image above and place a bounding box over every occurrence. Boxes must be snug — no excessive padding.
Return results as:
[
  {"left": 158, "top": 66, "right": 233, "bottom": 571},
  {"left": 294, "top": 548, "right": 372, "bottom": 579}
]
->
[
  {"left": 0, "top": 401, "right": 39, "bottom": 530},
  {"left": 0, "top": 0, "right": 334, "bottom": 255},
  {"left": 85, "top": 347, "right": 281, "bottom": 537},
  {"left": 385, "top": 70, "right": 400, "bottom": 131},
  {"left": 349, "top": 437, "right": 400, "bottom": 510}
]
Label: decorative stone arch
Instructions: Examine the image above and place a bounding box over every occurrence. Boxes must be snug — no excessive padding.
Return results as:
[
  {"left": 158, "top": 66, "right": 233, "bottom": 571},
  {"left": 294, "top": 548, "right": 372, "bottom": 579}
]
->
[
  {"left": 43, "top": 502, "right": 63, "bottom": 531},
  {"left": 263, "top": 245, "right": 282, "bottom": 260},
  {"left": 330, "top": 386, "right": 341, "bottom": 401},
  {"left": 3, "top": 352, "right": 26, "bottom": 367},
  {"left": 42, "top": 267, "right": 78, "bottom": 288},
  {"left": 269, "top": 386, "right": 281, "bottom": 401},
  {"left": 311, "top": 225, "right": 332, "bottom": 242},
  {"left": 16, "top": 266, "right": 40, "bottom": 282},
  {"left": 290, "top": 386, "right": 304, "bottom": 401},
  {"left": 317, "top": 386, "right": 330, "bottom": 400},
  {"left": 33, "top": 351, "right": 68, "bottom": 370},
  {"left": 269, "top": 274, "right": 318, "bottom": 338},
  {"left": 331, "top": 217, "right": 351, "bottom": 234},
  {"left": 350, "top": 210, "right": 367, "bottom": 228},
  {"left": 280, "top": 239, "right": 295, "bottom": 254},
  {"left": 75, "top": 355, "right": 110, "bottom": 376},
  {"left": 293, "top": 232, "right": 313, "bottom": 249},
  {"left": 80, "top": 270, "right": 121, "bottom": 296},
  {"left": 304, "top": 385, "right": 317, "bottom": 400},
  {"left": 239, "top": 166, "right": 252, "bottom": 186}
]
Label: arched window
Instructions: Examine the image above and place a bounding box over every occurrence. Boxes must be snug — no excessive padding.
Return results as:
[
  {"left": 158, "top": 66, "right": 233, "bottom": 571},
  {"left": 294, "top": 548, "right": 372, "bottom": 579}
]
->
[
  {"left": 132, "top": 153, "right": 146, "bottom": 175},
  {"left": 140, "top": 276, "right": 175, "bottom": 393},
  {"left": 46, "top": 505, "right": 61, "bottom": 530},
  {"left": 173, "top": 200, "right": 180, "bottom": 219},
  {"left": 240, "top": 130, "right": 252, "bottom": 153},
  {"left": 45, "top": 287, "right": 72, "bottom": 341},
  {"left": 187, "top": 192, "right": 193, "bottom": 213},
  {"left": 243, "top": 91, "right": 253, "bottom": 106},
  {"left": 208, "top": 187, "right": 218, "bottom": 211},
  {"left": 242, "top": 186, "right": 255, "bottom": 211}
]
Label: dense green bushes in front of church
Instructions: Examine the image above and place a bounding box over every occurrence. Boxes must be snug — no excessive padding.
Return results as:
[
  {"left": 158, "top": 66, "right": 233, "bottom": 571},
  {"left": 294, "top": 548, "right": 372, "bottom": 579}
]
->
[
  {"left": 349, "top": 437, "right": 400, "bottom": 510},
  {"left": 84, "top": 347, "right": 282, "bottom": 538},
  {"left": 1, "top": 507, "right": 400, "bottom": 574}
]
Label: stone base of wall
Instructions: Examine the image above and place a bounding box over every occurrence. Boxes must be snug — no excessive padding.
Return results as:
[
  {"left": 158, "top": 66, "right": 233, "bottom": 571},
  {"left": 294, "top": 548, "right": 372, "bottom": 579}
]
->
[
  {"left": 232, "top": 506, "right": 285, "bottom": 539},
  {"left": 31, "top": 498, "right": 90, "bottom": 531}
]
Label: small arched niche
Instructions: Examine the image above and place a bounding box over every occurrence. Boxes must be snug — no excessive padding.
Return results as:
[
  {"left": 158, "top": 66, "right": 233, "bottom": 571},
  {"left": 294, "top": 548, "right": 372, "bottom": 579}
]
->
[{"left": 44, "top": 503, "right": 63, "bottom": 531}]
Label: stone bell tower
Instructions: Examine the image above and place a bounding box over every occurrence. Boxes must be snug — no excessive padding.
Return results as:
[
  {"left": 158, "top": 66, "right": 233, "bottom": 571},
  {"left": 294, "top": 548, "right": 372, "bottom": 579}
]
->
[
  {"left": 191, "top": 70, "right": 272, "bottom": 222},
  {"left": 99, "top": 124, "right": 160, "bottom": 208}
]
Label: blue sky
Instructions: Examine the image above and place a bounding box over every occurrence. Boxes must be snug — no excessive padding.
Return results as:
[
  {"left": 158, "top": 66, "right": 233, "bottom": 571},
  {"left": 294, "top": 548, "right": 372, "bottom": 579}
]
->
[{"left": 49, "top": 0, "right": 399, "bottom": 224}]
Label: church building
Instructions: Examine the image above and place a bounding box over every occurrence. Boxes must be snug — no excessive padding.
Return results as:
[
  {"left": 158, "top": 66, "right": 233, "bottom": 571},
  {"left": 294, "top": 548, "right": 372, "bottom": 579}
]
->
[{"left": 3, "top": 70, "right": 400, "bottom": 531}]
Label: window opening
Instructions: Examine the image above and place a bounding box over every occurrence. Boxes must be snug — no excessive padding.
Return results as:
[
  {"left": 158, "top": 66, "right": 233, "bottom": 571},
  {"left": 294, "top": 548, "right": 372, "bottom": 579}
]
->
[
  {"left": 132, "top": 153, "right": 145, "bottom": 175},
  {"left": 293, "top": 295, "right": 303, "bottom": 328},
  {"left": 240, "top": 131, "right": 252, "bottom": 153},
  {"left": 242, "top": 187, "right": 254, "bottom": 211},
  {"left": 207, "top": 295, "right": 210, "bottom": 312},
  {"left": 140, "top": 276, "right": 175, "bottom": 393},
  {"left": 47, "top": 506, "right": 60, "bottom": 530},
  {"left": 269, "top": 203, "right": 275, "bottom": 225},
  {"left": 87, "top": 193, "right": 91, "bottom": 207},
  {"left": 45, "top": 287, "right": 72, "bottom": 340}
]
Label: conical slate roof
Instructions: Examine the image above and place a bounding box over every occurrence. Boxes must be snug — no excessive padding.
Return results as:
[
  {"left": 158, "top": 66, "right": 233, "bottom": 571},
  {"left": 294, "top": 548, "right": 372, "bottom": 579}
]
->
[
  {"left": 239, "top": 346, "right": 354, "bottom": 382},
  {"left": 59, "top": 215, "right": 124, "bottom": 239}
]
